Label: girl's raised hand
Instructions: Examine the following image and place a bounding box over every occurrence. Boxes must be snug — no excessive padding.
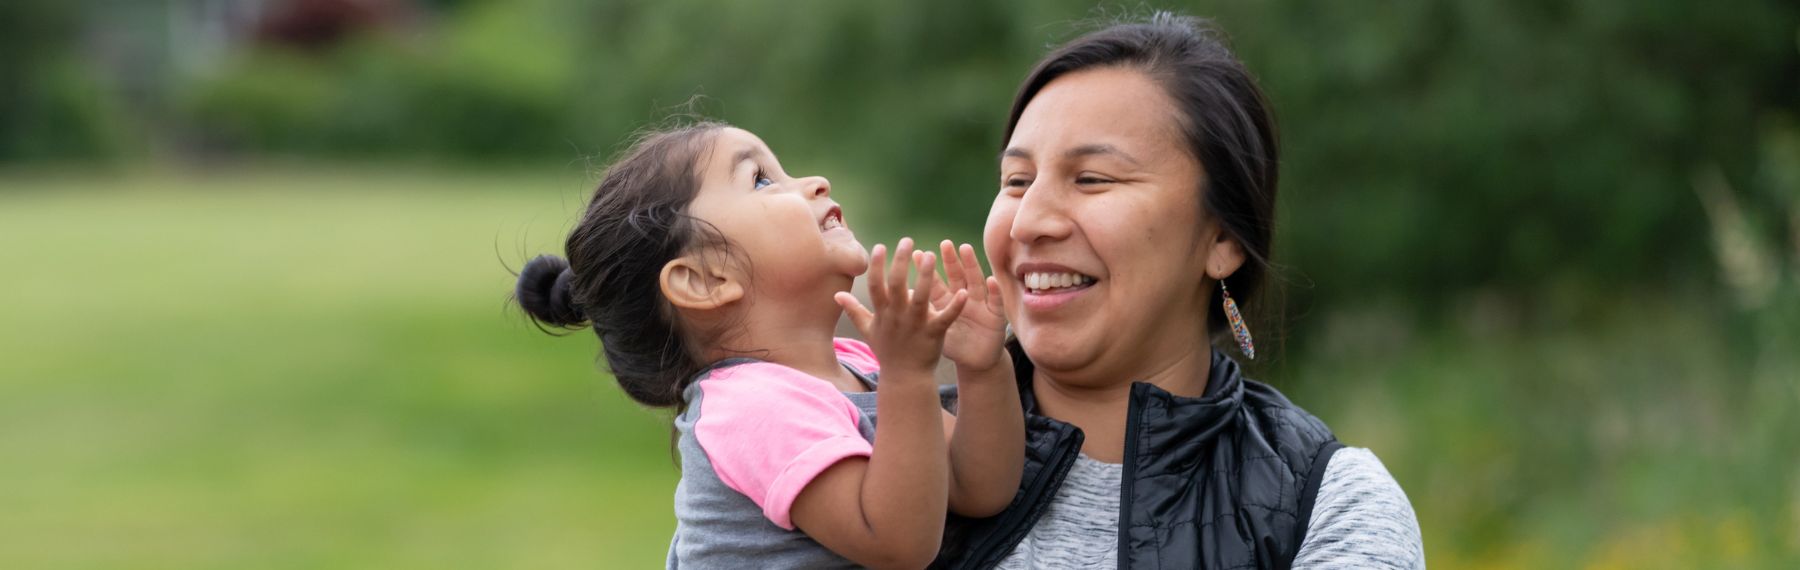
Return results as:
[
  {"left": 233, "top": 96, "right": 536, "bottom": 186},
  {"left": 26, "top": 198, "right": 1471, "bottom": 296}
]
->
[
  {"left": 835, "top": 238, "right": 969, "bottom": 377},
  {"left": 930, "top": 241, "right": 1008, "bottom": 373}
]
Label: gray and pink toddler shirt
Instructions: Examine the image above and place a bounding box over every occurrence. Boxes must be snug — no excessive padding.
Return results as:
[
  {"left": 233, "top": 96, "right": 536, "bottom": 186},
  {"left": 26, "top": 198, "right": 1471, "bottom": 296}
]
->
[{"left": 665, "top": 338, "right": 884, "bottom": 569}]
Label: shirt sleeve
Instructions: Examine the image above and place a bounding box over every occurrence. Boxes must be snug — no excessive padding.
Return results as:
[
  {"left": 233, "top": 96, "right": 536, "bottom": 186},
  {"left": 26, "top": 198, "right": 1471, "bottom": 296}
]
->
[
  {"left": 833, "top": 337, "right": 881, "bottom": 375},
  {"left": 1293, "top": 447, "right": 1426, "bottom": 569},
  {"left": 692, "top": 362, "right": 872, "bottom": 530}
]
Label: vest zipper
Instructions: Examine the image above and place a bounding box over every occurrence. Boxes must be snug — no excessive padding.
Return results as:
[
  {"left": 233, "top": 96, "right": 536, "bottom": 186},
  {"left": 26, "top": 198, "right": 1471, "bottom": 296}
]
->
[
  {"left": 1117, "top": 383, "right": 1145, "bottom": 568},
  {"left": 964, "top": 423, "right": 1083, "bottom": 568}
]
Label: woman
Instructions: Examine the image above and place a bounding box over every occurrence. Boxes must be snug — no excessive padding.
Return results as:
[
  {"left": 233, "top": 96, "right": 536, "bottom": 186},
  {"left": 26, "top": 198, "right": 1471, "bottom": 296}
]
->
[{"left": 932, "top": 13, "right": 1424, "bottom": 569}]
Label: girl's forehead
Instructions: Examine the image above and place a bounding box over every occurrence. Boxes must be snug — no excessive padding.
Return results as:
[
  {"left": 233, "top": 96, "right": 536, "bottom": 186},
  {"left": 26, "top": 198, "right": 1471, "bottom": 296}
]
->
[{"left": 700, "top": 128, "right": 775, "bottom": 174}]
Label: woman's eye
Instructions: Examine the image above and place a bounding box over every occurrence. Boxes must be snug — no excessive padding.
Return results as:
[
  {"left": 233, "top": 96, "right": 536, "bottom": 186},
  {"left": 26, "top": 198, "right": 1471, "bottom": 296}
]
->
[
  {"left": 1004, "top": 177, "right": 1031, "bottom": 189},
  {"left": 1076, "top": 175, "right": 1113, "bottom": 185}
]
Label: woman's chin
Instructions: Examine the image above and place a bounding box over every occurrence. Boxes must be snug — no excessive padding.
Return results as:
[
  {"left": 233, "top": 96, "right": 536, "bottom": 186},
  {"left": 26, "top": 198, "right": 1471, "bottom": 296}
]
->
[{"left": 1017, "top": 329, "right": 1097, "bottom": 374}]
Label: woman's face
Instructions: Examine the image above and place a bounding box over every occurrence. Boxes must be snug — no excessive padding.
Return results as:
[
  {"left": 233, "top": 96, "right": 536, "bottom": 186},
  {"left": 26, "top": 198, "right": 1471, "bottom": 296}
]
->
[{"left": 986, "top": 66, "right": 1239, "bottom": 385}]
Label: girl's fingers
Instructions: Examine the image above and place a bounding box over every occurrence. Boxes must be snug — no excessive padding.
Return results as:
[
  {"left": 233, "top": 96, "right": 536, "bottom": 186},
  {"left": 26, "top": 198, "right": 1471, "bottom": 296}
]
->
[
  {"left": 888, "top": 238, "right": 914, "bottom": 302},
  {"left": 985, "top": 276, "right": 1003, "bottom": 312},
  {"left": 834, "top": 292, "right": 875, "bottom": 335},
  {"left": 867, "top": 243, "right": 889, "bottom": 308},
  {"left": 940, "top": 240, "right": 966, "bottom": 292},
  {"left": 929, "top": 289, "right": 970, "bottom": 330},
  {"left": 913, "top": 251, "right": 938, "bottom": 314},
  {"left": 959, "top": 243, "right": 986, "bottom": 303}
]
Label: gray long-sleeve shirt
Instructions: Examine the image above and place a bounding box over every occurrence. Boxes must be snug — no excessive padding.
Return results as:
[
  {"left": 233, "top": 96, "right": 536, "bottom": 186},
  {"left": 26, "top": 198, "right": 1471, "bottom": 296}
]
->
[{"left": 996, "top": 447, "right": 1425, "bottom": 569}]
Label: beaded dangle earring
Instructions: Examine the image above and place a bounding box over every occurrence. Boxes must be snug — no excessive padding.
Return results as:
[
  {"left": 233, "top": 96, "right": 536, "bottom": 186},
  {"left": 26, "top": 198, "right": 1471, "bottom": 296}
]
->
[{"left": 1220, "top": 280, "right": 1255, "bottom": 360}]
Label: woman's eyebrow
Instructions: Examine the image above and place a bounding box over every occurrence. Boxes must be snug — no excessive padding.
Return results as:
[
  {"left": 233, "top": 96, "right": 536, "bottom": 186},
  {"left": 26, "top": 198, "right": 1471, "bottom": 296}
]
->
[
  {"left": 1066, "top": 143, "right": 1139, "bottom": 165},
  {"left": 1000, "top": 144, "right": 1140, "bottom": 165}
]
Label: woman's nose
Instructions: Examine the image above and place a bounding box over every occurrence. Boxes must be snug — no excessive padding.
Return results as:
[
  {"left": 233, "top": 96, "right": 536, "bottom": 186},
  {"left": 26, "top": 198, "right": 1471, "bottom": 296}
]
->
[{"left": 1010, "top": 182, "right": 1074, "bottom": 244}]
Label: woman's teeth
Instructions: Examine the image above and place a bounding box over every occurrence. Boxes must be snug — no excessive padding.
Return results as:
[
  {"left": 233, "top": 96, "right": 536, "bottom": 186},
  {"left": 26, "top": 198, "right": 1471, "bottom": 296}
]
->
[{"left": 1024, "top": 272, "right": 1094, "bottom": 293}]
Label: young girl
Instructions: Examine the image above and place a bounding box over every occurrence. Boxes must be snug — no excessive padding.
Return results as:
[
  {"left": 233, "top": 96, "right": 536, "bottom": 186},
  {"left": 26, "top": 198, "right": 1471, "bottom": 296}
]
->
[{"left": 513, "top": 122, "right": 1024, "bottom": 569}]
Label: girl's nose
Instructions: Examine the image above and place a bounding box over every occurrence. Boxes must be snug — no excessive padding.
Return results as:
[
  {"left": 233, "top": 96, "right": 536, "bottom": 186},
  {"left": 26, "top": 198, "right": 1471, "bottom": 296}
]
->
[{"left": 799, "top": 176, "right": 831, "bottom": 198}]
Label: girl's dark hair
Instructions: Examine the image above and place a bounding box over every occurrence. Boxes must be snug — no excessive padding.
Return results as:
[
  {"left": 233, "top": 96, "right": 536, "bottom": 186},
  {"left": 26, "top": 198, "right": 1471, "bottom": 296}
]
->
[
  {"left": 1003, "top": 12, "right": 1281, "bottom": 345},
  {"left": 515, "top": 121, "right": 729, "bottom": 408}
]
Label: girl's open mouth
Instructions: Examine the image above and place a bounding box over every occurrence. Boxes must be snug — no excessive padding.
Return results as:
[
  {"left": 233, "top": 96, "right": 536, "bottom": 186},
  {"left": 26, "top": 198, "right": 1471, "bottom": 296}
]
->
[{"left": 819, "top": 206, "right": 846, "bottom": 232}]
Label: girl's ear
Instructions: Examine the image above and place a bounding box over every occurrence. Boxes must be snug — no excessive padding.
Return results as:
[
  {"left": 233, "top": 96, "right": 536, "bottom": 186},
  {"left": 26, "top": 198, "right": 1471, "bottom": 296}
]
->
[
  {"left": 660, "top": 255, "right": 745, "bottom": 311},
  {"left": 1205, "top": 231, "right": 1246, "bottom": 281}
]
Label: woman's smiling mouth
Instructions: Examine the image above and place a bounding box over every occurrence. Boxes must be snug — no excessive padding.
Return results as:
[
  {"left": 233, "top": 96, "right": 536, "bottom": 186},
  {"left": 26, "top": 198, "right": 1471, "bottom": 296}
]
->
[
  {"left": 1015, "top": 263, "right": 1098, "bottom": 312},
  {"left": 1022, "top": 271, "right": 1095, "bottom": 293}
]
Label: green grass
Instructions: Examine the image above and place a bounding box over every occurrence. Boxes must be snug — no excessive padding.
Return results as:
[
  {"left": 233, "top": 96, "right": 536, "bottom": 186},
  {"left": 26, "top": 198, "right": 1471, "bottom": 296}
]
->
[
  {"left": 2, "top": 166, "right": 1795, "bottom": 568},
  {"left": 0, "top": 166, "right": 682, "bottom": 568}
]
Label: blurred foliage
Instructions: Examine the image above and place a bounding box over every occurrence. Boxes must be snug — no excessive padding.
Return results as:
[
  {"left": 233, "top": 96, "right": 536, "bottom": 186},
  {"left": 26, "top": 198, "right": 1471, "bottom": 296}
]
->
[
  {"left": 5, "top": 0, "right": 1797, "bottom": 326},
  {"left": 0, "top": 1, "right": 130, "bottom": 160},
  {"left": 176, "top": 1, "right": 574, "bottom": 158}
]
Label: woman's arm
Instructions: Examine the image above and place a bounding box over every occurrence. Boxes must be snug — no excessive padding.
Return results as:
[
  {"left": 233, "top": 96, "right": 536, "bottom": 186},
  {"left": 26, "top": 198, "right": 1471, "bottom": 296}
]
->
[
  {"left": 932, "top": 241, "right": 1025, "bottom": 517},
  {"left": 1292, "top": 447, "right": 1425, "bottom": 569},
  {"left": 943, "top": 359, "right": 1024, "bottom": 517}
]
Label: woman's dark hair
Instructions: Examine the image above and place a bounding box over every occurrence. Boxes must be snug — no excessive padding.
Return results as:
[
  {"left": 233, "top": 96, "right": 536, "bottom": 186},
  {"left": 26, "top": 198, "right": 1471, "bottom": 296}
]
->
[
  {"left": 515, "top": 121, "right": 729, "bottom": 408},
  {"left": 1003, "top": 12, "right": 1281, "bottom": 346}
]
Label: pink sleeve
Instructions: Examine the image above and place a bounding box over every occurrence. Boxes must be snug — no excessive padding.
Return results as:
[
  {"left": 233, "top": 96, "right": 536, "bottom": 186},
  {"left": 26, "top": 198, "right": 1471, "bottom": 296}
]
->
[
  {"left": 834, "top": 337, "right": 881, "bottom": 375},
  {"left": 692, "top": 362, "right": 872, "bottom": 530}
]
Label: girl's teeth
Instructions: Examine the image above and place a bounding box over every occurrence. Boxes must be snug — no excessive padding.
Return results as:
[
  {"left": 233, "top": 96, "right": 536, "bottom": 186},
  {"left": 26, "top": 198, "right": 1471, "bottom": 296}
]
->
[{"left": 1024, "top": 272, "right": 1093, "bottom": 292}]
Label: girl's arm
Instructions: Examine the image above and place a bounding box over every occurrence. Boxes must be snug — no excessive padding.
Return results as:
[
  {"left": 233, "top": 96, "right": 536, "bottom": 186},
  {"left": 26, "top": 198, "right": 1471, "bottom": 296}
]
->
[
  {"left": 793, "top": 240, "right": 968, "bottom": 569},
  {"left": 934, "top": 241, "right": 1026, "bottom": 517},
  {"left": 791, "top": 369, "right": 946, "bottom": 569}
]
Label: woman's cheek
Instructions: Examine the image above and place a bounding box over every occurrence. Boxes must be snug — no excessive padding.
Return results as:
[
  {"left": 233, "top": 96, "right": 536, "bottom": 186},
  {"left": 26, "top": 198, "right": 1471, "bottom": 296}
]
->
[
  {"left": 984, "top": 196, "right": 1021, "bottom": 315},
  {"left": 983, "top": 197, "right": 1017, "bottom": 259}
]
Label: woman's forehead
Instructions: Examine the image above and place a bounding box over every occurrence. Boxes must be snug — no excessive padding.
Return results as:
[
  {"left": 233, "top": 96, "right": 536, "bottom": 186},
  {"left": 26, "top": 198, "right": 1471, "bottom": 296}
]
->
[{"left": 1007, "top": 67, "right": 1183, "bottom": 161}]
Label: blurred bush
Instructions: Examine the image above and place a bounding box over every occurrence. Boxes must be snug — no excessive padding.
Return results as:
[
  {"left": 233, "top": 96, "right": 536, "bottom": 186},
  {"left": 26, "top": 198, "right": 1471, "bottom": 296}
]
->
[
  {"left": 5, "top": 0, "right": 1798, "bottom": 324},
  {"left": 119, "top": 2, "right": 1800, "bottom": 317},
  {"left": 0, "top": 1, "right": 130, "bottom": 160},
  {"left": 177, "top": 0, "right": 574, "bottom": 159}
]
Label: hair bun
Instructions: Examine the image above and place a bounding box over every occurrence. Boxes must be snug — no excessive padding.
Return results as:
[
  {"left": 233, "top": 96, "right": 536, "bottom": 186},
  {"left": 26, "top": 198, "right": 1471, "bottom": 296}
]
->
[{"left": 516, "top": 255, "right": 587, "bottom": 327}]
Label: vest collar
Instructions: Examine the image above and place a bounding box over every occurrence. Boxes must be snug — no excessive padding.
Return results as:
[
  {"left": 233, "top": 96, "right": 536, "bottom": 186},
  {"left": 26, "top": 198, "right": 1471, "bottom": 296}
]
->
[{"left": 1009, "top": 340, "right": 1247, "bottom": 433}]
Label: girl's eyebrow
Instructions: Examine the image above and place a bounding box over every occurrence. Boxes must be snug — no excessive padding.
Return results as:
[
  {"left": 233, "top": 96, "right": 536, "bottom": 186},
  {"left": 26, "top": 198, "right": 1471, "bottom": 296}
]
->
[
  {"left": 732, "top": 147, "right": 759, "bottom": 170},
  {"left": 729, "top": 146, "right": 766, "bottom": 180}
]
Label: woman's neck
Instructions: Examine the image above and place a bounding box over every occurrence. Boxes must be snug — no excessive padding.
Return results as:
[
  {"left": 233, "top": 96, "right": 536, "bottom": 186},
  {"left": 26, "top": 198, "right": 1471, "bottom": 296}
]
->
[{"left": 1031, "top": 344, "right": 1212, "bottom": 463}]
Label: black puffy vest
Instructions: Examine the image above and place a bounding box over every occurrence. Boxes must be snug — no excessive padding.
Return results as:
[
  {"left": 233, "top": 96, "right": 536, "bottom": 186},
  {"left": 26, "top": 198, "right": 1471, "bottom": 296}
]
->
[{"left": 933, "top": 343, "right": 1341, "bottom": 569}]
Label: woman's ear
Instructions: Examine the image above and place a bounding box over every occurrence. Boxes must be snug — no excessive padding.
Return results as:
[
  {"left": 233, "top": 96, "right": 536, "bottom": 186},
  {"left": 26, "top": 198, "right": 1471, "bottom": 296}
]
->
[
  {"left": 660, "top": 255, "right": 745, "bottom": 311},
  {"left": 1205, "top": 232, "right": 1246, "bottom": 281}
]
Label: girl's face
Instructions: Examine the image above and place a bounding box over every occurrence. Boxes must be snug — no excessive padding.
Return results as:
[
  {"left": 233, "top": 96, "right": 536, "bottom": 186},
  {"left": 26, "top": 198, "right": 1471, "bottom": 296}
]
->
[
  {"left": 986, "top": 67, "right": 1235, "bottom": 386},
  {"left": 687, "top": 128, "right": 869, "bottom": 299}
]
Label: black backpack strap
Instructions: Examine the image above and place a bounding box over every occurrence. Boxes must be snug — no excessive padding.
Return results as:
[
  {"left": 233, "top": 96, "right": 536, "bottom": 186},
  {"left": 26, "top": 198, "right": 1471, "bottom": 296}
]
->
[{"left": 1282, "top": 439, "right": 1345, "bottom": 569}]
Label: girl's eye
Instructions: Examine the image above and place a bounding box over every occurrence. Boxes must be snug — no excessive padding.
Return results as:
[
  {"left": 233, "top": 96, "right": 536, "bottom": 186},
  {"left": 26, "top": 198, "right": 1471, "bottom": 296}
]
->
[{"left": 753, "top": 169, "right": 773, "bottom": 190}]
